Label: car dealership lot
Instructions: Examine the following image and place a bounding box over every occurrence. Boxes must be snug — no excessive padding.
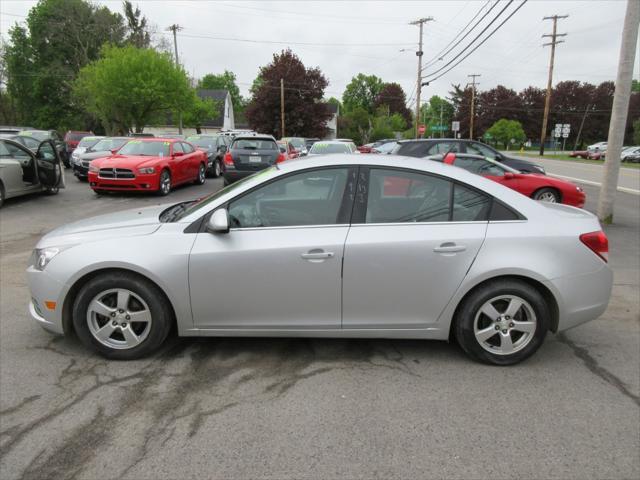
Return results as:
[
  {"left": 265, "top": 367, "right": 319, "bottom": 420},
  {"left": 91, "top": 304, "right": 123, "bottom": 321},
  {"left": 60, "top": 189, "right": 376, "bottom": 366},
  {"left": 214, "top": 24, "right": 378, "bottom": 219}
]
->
[{"left": 1, "top": 176, "right": 638, "bottom": 479}]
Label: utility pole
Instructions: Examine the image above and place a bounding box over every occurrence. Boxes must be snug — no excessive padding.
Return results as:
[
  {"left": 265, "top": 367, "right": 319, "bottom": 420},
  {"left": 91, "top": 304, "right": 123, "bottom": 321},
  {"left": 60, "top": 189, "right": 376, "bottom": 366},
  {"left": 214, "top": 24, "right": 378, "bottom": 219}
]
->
[
  {"left": 280, "top": 78, "right": 285, "bottom": 138},
  {"left": 573, "top": 103, "right": 591, "bottom": 151},
  {"left": 168, "top": 24, "right": 184, "bottom": 134},
  {"left": 597, "top": 0, "right": 639, "bottom": 223},
  {"left": 440, "top": 102, "right": 444, "bottom": 138},
  {"left": 410, "top": 17, "right": 433, "bottom": 139},
  {"left": 467, "top": 74, "right": 480, "bottom": 139},
  {"left": 539, "top": 15, "right": 568, "bottom": 155}
]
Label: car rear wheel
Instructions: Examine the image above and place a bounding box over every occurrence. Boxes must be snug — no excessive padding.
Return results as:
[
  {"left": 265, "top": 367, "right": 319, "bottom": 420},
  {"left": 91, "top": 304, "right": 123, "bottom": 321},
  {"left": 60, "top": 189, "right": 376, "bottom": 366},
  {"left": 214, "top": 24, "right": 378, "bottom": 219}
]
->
[
  {"left": 454, "top": 279, "right": 549, "bottom": 365},
  {"left": 195, "top": 163, "right": 206, "bottom": 185},
  {"left": 158, "top": 170, "right": 171, "bottom": 196},
  {"left": 72, "top": 272, "right": 172, "bottom": 359},
  {"left": 213, "top": 159, "right": 221, "bottom": 178},
  {"left": 532, "top": 188, "right": 560, "bottom": 203}
]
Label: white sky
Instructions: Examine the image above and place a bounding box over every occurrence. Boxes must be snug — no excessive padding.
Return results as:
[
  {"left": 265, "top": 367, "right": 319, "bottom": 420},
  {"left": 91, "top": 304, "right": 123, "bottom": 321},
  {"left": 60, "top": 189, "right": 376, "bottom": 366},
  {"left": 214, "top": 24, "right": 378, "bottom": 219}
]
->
[{"left": 1, "top": 0, "right": 638, "bottom": 108}]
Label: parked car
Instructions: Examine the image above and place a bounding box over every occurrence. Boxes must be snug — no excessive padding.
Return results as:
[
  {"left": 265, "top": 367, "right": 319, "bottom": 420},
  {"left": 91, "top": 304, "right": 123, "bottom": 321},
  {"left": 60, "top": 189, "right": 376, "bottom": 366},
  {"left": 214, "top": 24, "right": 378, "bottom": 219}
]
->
[
  {"left": 277, "top": 140, "right": 300, "bottom": 161},
  {"left": 64, "top": 131, "right": 93, "bottom": 154},
  {"left": 222, "top": 135, "right": 283, "bottom": 185},
  {"left": 18, "top": 130, "right": 70, "bottom": 167},
  {"left": 280, "top": 137, "right": 307, "bottom": 156},
  {"left": 432, "top": 152, "right": 584, "bottom": 207},
  {"left": 26, "top": 154, "right": 612, "bottom": 365},
  {"left": 73, "top": 137, "right": 130, "bottom": 180},
  {"left": 185, "top": 134, "right": 231, "bottom": 178},
  {"left": 88, "top": 138, "right": 207, "bottom": 196},
  {"left": 3, "top": 134, "right": 41, "bottom": 152},
  {"left": 622, "top": 146, "right": 640, "bottom": 162},
  {"left": 304, "top": 138, "right": 321, "bottom": 150},
  {"left": 587, "top": 141, "right": 607, "bottom": 153},
  {"left": 587, "top": 150, "right": 605, "bottom": 160},
  {"left": 569, "top": 150, "right": 589, "bottom": 159},
  {"left": 0, "top": 138, "right": 65, "bottom": 207},
  {"left": 394, "top": 139, "right": 545, "bottom": 174},
  {"left": 357, "top": 143, "right": 376, "bottom": 153},
  {"left": 308, "top": 141, "right": 358, "bottom": 155},
  {"left": 70, "top": 136, "right": 104, "bottom": 166},
  {"left": 372, "top": 141, "right": 399, "bottom": 154},
  {"left": 0, "top": 125, "right": 35, "bottom": 134}
]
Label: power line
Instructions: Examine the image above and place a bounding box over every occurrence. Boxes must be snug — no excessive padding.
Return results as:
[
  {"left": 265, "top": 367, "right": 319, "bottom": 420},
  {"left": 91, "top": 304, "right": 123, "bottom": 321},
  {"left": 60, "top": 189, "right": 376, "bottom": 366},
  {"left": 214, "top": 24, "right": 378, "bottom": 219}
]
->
[{"left": 422, "top": 0, "right": 528, "bottom": 83}]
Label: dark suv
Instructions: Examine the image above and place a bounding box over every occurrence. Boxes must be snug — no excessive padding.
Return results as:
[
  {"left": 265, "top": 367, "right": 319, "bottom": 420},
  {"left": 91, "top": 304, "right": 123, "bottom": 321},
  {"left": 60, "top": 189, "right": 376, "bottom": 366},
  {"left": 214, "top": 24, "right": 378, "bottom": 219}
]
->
[
  {"left": 222, "top": 135, "right": 283, "bottom": 185},
  {"left": 393, "top": 139, "right": 545, "bottom": 174},
  {"left": 186, "top": 134, "right": 231, "bottom": 178}
]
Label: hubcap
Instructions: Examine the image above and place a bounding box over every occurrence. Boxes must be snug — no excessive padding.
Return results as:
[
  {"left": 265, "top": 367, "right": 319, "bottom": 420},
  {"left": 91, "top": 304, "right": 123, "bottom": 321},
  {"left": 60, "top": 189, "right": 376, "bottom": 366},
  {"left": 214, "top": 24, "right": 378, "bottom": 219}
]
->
[
  {"left": 538, "top": 192, "right": 557, "bottom": 203},
  {"left": 473, "top": 295, "right": 537, "bottom": 356},
  {"left": 214, "top": 161, "right": 221, "bottom": 176},
  {"left": 87, "top": 288, "right": 152, "bottom": 350},
  {"left": 199, "top": 165, "right": 205, "bottom": 182},
  {"left": 161, "top": 174, "right": 170, "bottom": 194}
]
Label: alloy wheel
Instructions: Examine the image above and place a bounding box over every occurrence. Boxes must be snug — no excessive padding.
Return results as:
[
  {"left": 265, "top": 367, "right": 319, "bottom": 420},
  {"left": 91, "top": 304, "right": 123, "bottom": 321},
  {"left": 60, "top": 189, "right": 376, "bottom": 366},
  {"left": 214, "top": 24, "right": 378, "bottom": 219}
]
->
[
  {"left": 160, "top": 172, "right": 171, "bottom": 195},
  {"left": 86, "top": 288, "right": 152, "bottom": 350},
  {"left": 473, "top": 294, "right": 537, "bottom": 355},
  {"left": 198, "top": 164, "right": 205, "bottom": 183},
  {"left": 214, "top": 160, "right": 221, "bottom": 177},
  {"left": 537, "top": 191, "right": 557, "bottom": 202}
]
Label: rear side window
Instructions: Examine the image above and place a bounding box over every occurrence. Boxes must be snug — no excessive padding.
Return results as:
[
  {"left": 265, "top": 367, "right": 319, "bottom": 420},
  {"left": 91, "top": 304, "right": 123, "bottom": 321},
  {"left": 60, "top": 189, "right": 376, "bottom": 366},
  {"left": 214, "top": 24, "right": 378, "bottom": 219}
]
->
[
  {"left": 489, "top": 201, "right": 522, "bottom": 221},
  {"left": 426, "top": 142, "right": 461, "bottom": 155},
  {"left": 466, "top": 142, "right": 497, "bottom": 159},
  {"left": 233, "top": 139, "right": 277, "bottom": 150},
  {"left": 394, "top": 142, "right": 431, "bottom": 158},
  {"left": 452, "top": 184, "right": 491, "bottom": 221},
  {"left": 453, "top": 157, "right": 505, "bottom": 176}
]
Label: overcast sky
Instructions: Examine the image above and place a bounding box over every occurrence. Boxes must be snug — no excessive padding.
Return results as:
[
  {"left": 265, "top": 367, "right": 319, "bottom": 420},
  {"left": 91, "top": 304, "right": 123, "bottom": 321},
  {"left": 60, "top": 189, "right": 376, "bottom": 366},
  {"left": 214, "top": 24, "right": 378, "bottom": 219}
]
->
[{"left": 1, "top": 0, "right": 638, "bottom": 108}]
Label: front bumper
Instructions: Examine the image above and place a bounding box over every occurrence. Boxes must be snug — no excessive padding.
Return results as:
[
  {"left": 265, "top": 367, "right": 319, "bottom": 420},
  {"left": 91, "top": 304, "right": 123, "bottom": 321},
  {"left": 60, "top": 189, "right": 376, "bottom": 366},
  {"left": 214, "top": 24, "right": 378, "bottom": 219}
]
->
[
  {"left": 27, "top": 266, "right": 66, "bottom": 334},
  {"left": 88, "top": 172, "right": 161, "bottom": 192},
  {"left": 73, "top": 163, "right": 89, "bottom": 177}
]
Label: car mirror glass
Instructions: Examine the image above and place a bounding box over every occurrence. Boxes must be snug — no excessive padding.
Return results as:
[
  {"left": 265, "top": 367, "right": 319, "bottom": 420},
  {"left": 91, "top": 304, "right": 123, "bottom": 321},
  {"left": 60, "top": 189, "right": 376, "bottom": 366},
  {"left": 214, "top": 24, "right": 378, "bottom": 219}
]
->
[{"left": 207, "top": 208, "right": 229, "bottom": 234}]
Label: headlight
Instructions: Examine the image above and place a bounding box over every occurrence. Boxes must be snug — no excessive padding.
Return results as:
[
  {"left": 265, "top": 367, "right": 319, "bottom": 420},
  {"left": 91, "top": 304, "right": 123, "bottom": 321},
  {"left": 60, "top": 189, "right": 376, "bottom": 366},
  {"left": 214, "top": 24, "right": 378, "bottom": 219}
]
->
[
  {"left": 89, "top": 164, "right": 99, "bottom": 173},
  {"left": 138, "top": 167, "right": 155, "bottom": 174},
  {"left": 576, "top": 186, "right": 583, "bottom": 192},
  {"left": 34, "top": 247, "right": 60, "bottom": 271}
]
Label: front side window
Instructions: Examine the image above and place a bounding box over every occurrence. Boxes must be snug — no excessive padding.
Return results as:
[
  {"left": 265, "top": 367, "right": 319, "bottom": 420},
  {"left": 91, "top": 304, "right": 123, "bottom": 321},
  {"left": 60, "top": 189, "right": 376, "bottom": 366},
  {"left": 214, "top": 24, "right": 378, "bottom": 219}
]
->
[
  {"left": 182, "top": 142, "right": 194, "bottom": 153},
  {"left": 466, "top": 142, "right": 497, "bottom": 159},
  {"left": 365, "top": 169, "right": 451, "bottom": 223},
  {"left": 172, "top": 142, "right": 184, "bottom": 154},
  {"left": 228, "top": 168, "right": 351, "bottom": 228}
]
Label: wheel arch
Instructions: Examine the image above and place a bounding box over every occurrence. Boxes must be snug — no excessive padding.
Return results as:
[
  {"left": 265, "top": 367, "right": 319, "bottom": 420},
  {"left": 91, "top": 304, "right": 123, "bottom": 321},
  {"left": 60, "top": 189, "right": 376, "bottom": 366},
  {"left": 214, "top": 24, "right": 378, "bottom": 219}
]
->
[
  {"left": 61, "top": 267, "right": 178, "bottom": 336},
  {"left": 448, "top": 274, "right": 560, "bottom": 341},
  {"left": 532, "top": 186, "right": 562, "bottom": 202}
]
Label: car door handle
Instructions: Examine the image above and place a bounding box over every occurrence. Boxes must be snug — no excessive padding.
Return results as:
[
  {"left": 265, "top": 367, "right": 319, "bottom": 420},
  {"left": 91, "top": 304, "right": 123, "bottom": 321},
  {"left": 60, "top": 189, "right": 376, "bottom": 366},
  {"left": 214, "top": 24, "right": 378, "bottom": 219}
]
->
[
  {"left": 301, "top": 251, "right": 334, "bottom": 260},
  {"left": 433, "top": 243, "right": 466, "bottom": 254}
]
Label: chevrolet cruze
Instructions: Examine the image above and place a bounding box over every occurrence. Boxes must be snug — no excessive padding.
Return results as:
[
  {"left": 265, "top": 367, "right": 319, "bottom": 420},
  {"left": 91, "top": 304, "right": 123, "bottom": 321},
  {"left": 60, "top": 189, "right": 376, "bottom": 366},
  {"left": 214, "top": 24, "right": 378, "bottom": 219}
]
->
[{"left": 27, "top": 155, "right": 613, "bottom": 365}]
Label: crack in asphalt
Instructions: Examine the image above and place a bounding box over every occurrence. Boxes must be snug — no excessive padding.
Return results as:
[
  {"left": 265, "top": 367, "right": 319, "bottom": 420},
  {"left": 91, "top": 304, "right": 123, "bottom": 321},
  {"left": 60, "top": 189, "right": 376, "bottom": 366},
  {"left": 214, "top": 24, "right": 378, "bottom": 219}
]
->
[
  {"left": 1, "top": 337, "right": 419, "bottom": 479},
  {"left": 557, "top": 332, "right": 640, "bottom": 407},
  {"left": 0, "top": 395, "right": 41, "bottom": 416}
]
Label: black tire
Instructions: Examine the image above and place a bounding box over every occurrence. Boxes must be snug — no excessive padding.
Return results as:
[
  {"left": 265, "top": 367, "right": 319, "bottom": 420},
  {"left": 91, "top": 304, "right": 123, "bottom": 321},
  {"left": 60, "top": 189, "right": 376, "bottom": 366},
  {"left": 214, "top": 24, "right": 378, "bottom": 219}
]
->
[
  {"left": 532, "top": 187, "right": 560, "bottom": 203},
  {"left": 72, "top": 272, "right": 172, "bottom": 360},
  {"left": 454, "top": 279, "right": 549, "bottom": 366},
  {"left": 194, "top": 163, "right": 206, "bottom": 185},
  {"left": 44, "top": 186, "right": 59, "bottom": 195},
  {"left": 158, "top": 169, "right": 171, "bottom": 196},
  {"left": 0, "top": 182, "right": 4, "bottom": 208},
  {"left": 212, "top": 159, "right": 221, "bottom": 178}
]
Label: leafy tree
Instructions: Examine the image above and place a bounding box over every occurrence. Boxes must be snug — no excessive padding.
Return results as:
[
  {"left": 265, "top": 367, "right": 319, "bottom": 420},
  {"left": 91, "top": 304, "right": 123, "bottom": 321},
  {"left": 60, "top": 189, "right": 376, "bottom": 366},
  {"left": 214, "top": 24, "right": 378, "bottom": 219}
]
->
[
  {"left": 197, "top": 70, "right": 244, "bottom": 111},
  {"left": 181, "top": 95, "right": 219, "bottom": 134},
  {"left": 632, "top": 79, "right": 640, "bottom": 93},
  {"left": 484, "top": 119, "right": 526, "bottom": 149},
  {"left": 374, "top": 83, "right": 411, "bottom": 124},
  {"left": 123, "top": 1, "right": 150, "bottom": 48},
  {"left": 420, "top": 95, "right": 454, "bottom": 136},
  {"left": 370, "top": 113, "right": 406, "bottom": 142},
  {"left": 74, "top": 45, "right": 193, "bottom": 134},
  {"left": 337, "top": 106, "right": 371, "bottom": 145},
  {"left": 326, "top": 96, "right": 342, "bottom": 112},
  {"left": 4, "top": 0, "right": 126, "bottom": 129},
  {"left": 342, "top": 73, "right": 384, "bottom": 114},
  {"left": 245, "top": 49, "right": 331, "bottom": 138}
]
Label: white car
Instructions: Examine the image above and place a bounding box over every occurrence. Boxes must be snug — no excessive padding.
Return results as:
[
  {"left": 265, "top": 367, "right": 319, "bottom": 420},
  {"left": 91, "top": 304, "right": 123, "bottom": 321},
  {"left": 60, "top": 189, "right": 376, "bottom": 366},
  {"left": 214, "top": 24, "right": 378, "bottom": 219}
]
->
[
  {"left": 621, "top": 146, "right": 640, "bottom": 162},
  {"left": 70, "top": 136, "right": 104, "bottom": 165},
  {"left": 587, "top": 142, "right": 607, "bottom": 153}
]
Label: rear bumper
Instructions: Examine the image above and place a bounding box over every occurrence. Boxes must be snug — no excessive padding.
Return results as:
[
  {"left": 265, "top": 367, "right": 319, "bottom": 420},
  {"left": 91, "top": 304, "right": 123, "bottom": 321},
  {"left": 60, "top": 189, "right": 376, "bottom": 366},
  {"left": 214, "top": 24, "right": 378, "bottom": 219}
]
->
[
  {"left": 549, "top": 263, "right": 613, "bottom": 331},
  {"left": 88, "top": 172, "right": 160, "bottom": 191},
  {"left": 222, "top": 170, "right": 257, "bottom": 183}
]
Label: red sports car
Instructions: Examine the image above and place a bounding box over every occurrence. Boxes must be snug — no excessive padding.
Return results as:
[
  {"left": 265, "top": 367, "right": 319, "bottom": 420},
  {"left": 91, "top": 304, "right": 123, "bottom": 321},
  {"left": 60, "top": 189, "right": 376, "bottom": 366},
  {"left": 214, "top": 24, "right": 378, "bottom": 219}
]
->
[
  {"left": 88, "top": 138, "right": 207, "bottom": 195},
  {"left": 437, "top": 153, "right": 585, "bottom": 207}
]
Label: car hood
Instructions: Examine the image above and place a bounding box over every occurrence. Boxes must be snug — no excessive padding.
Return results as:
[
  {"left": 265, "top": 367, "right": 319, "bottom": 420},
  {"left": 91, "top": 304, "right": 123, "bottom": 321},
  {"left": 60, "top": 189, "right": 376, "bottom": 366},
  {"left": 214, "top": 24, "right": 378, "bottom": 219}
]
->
[
  {"left": 93, "top": 154, "right": 162, "bottom": 168},
  {"left": 37, "top": 204, "right": 167, "bottom": 248},
  {"left": 80, "top": 150, "right": 112, "bottom": 161}
]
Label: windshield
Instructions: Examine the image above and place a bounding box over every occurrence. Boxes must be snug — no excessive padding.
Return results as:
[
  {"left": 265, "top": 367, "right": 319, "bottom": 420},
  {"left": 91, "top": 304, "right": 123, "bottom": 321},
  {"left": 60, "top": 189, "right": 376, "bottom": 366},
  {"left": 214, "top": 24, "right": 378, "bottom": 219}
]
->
[
  {"left": 78, "top": 136, "right": 102, "bottom": 148},
  {"left": 118, "top": 140, "right": 170, "bottom": 157},
  {"left": 187, "top": 136, "right": 217, "bottom": 149},
  {"left": 171, "top": 166, "right": 279, "bottom": 222},
  {"left": 309, "top": 142, "right": 350, "bottom": 154},
  {"left": 20, "top": 131, "right": 48, "bottom": 141},
  {"left": 92, "top": 138, "right": 129, "bottom": 152},
  {"left": 283, "top": 137, "right": 305, "bottom": 149},
  {"left": 233, "top": 139, "right": 277, "bottom": 150}
]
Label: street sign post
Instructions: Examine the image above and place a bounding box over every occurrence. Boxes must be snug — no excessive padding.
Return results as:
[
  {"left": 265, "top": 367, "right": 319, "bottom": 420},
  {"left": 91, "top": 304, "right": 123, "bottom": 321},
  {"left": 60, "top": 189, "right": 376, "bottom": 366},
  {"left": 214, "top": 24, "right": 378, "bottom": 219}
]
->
[{"left": 452, "top": 121, "right": 460, "bottom": 132}]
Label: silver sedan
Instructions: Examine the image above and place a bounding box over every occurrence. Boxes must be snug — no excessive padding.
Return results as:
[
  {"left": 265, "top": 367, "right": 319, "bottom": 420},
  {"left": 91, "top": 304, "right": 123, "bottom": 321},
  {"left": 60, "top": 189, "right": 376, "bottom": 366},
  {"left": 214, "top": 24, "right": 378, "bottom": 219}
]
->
[{"left": 26, "top": 154, "right": 613, "bottom": 365}]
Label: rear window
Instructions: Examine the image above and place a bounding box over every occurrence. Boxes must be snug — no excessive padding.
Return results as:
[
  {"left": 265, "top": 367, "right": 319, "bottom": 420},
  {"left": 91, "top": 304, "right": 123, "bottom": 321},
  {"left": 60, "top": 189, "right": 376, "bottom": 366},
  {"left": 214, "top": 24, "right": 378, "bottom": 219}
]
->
[
  {"left": 309, "top": 143, "right": 350, "bottom": 154},
  {"left": 77, "top": 136, "right": 101, "bottom": 148},
  {"left": 187, "top": 136, "right": 217, "bottom": 149},
  {"left": 233, "top": 139, "right": 277, "bottom": 150},
  {"left": 118, "top": 140, "right": 170, "bottom": 157}
]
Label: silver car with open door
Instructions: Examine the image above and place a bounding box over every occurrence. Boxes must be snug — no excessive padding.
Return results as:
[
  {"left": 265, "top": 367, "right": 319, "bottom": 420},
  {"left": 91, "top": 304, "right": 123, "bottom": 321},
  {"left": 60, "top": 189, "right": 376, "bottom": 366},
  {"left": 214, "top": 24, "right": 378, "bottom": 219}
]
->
[
  {"left": 0, "top": 139, "right": 65, "bottom": 207},
  {"left": 26, "top": 155, "right": 612, "bottom": 365}
]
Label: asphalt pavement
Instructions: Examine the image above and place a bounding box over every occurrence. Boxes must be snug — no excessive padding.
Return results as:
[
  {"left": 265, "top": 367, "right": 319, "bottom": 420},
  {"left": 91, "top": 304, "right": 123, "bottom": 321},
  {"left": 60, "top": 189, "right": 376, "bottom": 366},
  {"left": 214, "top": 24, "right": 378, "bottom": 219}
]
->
[{"left": 0, "top": 170, "right": 638, "bottom": 479}]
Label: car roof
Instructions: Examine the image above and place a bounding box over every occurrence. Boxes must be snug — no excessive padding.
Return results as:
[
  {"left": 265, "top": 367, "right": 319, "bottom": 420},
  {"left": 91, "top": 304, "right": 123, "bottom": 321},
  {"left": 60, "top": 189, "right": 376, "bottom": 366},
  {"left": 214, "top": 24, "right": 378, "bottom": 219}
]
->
[{"left": 233, "top": 135, "right": 276, "bottom": 141}]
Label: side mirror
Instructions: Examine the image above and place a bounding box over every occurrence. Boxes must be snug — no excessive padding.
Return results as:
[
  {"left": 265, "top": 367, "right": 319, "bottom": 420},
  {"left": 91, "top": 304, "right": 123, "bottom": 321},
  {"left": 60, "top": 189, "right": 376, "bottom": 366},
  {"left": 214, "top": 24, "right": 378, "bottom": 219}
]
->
[
  {"left": 504, "top": 172, "right": 515, "bottom": 179},
  {"left": 207, "top": 208, "right": 229, "bottom": 234},
  {"left": 110, "top": 149, "right": 118, "bottom": 155}
]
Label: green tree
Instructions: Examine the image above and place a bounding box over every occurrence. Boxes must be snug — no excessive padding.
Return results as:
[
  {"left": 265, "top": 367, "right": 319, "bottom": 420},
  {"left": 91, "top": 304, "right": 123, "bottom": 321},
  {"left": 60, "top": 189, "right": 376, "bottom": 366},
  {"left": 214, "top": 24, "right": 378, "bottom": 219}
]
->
[
  {"left": 420, "top": 95, "right": 454, "bottom": 136},
  {"left": 374, "top": 82, "right": 411, "bottom": 124},
  {"left": 181, "top": 95, "right": 219, "bottom": 134},
  {"left": 337, "top": 106, "right": 372, "bottom": 145},
  {"left": 632, "top": 79, "right": 639, "bottom": 93},
  {"left": 4, "top": 0, "right": 126, "bottom": 130},
  {"left": 326, "top": 96, "right": 342, "bottom": 112},
  {"left": 74, "top": 45, "right": 193, "bottom": 133},
  {"left": 197, "top": 70, "right": 244, "bottom": 112},
  {"left": 342, "top": 73, "right": 384, "bottom": 114},
  {"left": 484, "top": 119, "right": 526, "bottom": 149},
  {"left": 633, "top": 119, "right": 640, "bottom": 145}
]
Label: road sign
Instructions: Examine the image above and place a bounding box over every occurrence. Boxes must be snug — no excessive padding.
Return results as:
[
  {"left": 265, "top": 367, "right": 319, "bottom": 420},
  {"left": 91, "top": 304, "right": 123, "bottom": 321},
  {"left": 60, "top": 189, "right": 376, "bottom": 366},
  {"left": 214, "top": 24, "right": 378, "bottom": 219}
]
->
[
  {"left": 430, "top": 125, "right": 446, "bottom": 132},
  {"left": 452, "top": 121, "right": 460, "bottom": 132},
  {"left": 562, "top": 133, "right": 569, "bottom": 138},
  {"left": 418, "top": 124, "right": 426, "bottom": 134}
]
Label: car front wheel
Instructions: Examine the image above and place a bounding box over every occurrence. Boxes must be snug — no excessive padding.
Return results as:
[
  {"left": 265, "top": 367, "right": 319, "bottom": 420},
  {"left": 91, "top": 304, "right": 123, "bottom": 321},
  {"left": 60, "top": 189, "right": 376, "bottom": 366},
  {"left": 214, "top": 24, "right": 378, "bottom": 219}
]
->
[
  {"left": 158, "top": 170, "right": 171, "bottom": 196},
  {"left": 195, "top": 163, "right": 206, "bottom": 185},
  {"left": 72, "top": 272, "right": 172, "bottom": 359},
  {"left": 532, "top": 188, "right": 560, "bottom": 203},
  {"left": 454, "top": 279, "right": 549, "bottom": 365}
]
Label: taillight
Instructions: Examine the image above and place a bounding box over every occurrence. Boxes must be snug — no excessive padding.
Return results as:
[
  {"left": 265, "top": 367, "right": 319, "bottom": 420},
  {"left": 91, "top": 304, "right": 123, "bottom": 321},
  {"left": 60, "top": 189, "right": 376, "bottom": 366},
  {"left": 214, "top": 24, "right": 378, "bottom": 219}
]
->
[
  {"left": 580, "top": 230, "right": 608, "bottom": 262},
  {"left": 276, "top": 153, "right": 286, "bottom": 163},
  {"left": 443, "top": 152, "right": 456, "bottom": 163},
  {"left": 223, "top": 152, "right": 233, "bottom": 166}
]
